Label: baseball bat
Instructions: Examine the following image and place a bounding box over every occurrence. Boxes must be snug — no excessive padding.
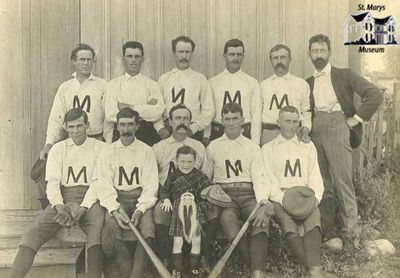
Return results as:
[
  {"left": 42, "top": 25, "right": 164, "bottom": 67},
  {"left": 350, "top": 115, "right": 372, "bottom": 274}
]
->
[
  {"left": 209, "top": 203, "right": 261, "bottom": 278},
  {"left": 128, "top": 222, "right": 172, "bottom": 278}
]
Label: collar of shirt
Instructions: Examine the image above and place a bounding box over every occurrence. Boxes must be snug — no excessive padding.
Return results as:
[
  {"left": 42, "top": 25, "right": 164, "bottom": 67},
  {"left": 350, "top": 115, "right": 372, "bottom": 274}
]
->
[
  {"left": 274, "top": 134, "right": 300, "bottom": 146},
  {"left": 65, "top": 137, "right": 91, "bottom": 149},
  {"left": 313, "top": 63, "right": 331, "bottom": 78},
  {"left": 221, "top": 68, "right": 244, "bottom": 77},
  {"left": 72, "top": 72, "right": 96, "bottom": 81},
  {"left": 219, "top": 133, "right": 247, "bottom": 145},
  {"left": 271, "top": 72, "right": 292, "bottom": 81},
  {"left": 166, "top": 135, "right": 191, "bottom": 144},
  {"left": 123, "top": 72, "right": 143, "bottom": 81},
  {"left": 171, "top": 67, "right": 193, "bottom": 76},
  {"left": 113, "top": 138, "right": 140, "bottom": 150}
]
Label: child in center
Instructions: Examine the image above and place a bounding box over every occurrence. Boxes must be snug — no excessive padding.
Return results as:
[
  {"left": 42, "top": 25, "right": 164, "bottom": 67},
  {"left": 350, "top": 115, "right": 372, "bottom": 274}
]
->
[{"left": 160, "top": 145, "right": 212, "bottom": 277}]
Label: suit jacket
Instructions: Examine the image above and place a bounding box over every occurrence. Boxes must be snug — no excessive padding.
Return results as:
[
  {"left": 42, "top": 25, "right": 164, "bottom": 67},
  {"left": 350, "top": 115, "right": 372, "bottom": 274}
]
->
[{"left": 306, "top": 67, "right": 383, "bottom": 148}]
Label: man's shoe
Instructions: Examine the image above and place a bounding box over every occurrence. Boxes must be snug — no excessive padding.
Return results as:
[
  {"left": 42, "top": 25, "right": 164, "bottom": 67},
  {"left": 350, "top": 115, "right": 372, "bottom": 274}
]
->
[
  {"left": 251, "top": 270, "right": 267, "bottom": 278},
  {"left": 190, "top": 269, "right": 200, "bottom": 277},
  {"left": 199, "top": 256, "right": 211, "bottom": 274},
  {"left": 172, "top": 269, "right": 181, "bottom": 278},
  {"left": 341, "top": 234, "right": 355, "bottom": 258}
]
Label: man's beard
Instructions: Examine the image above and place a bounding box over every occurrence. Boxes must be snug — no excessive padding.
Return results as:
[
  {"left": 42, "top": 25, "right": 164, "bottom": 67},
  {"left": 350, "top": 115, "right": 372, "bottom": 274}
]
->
[{"left": 312, "top": 57, "right": 328, "bottom": 70}]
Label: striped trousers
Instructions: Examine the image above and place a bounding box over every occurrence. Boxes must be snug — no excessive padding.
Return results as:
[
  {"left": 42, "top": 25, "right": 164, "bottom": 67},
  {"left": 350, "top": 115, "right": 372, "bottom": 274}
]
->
[{"left": 311, "top": 111, "right": 357, "bottom": 235}]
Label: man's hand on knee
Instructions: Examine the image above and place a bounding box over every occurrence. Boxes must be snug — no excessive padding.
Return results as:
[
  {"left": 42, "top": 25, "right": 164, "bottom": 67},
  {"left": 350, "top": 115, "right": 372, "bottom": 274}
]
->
[
  {"left": 131, "top": 210, "right": 143, "bottom": 226},
  {"left": 251, "top": 200, "right": 275, "bottom": 227},
  {"left": 112, "top": 207, "right": 131, "bottom": 230},
  {"left": 72, "top": 207, "right": 88, "bottom": 223},
  {"left": 54, "top": 204, "right": 74, "bottom": 227}
]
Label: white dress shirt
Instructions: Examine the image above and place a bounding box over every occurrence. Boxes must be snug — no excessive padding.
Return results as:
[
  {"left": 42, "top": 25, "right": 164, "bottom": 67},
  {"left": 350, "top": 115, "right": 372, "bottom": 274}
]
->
[
  {"left": 46, "top": 137, "right": 106, "bottom": 209},
  {"left": 313, "top": 63, "right": 342, "bottom": 113},
  {"left": 260, "top": 72, "right": 311, "bottom": 129},
  {"left": 105, "top": 72, "right": 164, "bottom": 129},
  {"left": 96, "top": 139, "right": 158, "bottom": 213},
  {"left": 153, "top": 136, "right": 205, "bottom": 185},
  {"left": 202, "top": 134, "right": 269, "bottom": 202},
  {"left": 261, "top": 134, "right": 323, "bottom": 205},
  {"left": 46, "top": 73, "right": 107, "bottom": 145},
  {"left": 157, "top": 67, "right": 215, "bottom": 133},
  {"left": 205, "top": 69, "right": 261, "bottom": 144}
]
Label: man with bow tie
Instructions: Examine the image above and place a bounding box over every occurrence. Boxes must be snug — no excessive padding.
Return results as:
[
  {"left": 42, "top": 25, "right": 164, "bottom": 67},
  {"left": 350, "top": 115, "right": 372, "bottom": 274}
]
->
[{"left": 306, "top": 34, "right": 382, "bottom": 256}]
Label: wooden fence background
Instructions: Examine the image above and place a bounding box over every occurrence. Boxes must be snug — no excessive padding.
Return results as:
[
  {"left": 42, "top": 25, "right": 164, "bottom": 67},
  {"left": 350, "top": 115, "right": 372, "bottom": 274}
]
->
[{"left": 357, "top": 82, "right": 400, "bottom": 170}]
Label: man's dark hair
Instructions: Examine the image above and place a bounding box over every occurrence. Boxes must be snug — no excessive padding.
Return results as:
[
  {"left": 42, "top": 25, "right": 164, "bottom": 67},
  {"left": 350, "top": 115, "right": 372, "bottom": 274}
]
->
[
  {"left": 172, "top": 36, "right": 195, "bottom": 53},
  {"left": 70, "top": 44, "right": 95, "bottom": 61},
  {"left": 279, "top": 105, "right": 300, "bottom": 116},
  {"left": 122, "top": 41, "right": 144, "bottom": 56},
  {"left": 117, "top": 107, "right": 140, "bottom": 124},
  {"left": 308, "top": 34, "right": 331, "bottom": 51},
  {"left": 169, "top": 104, "right": 192, "bottom": 121},
  {"left": 176, "top": 145, "right": 197, "bottom": 160},
  {"left": 269, "top": 44, "right": 291, "bottom": 59},
  {"left": 64, "top": 108, "right": 88, "bottom": 124},
  {"left": 221, "top": 102, "right": 243, "bottom": 117},
  {"left": 224, "top": 39, "right": 245, "bottom": 54}
]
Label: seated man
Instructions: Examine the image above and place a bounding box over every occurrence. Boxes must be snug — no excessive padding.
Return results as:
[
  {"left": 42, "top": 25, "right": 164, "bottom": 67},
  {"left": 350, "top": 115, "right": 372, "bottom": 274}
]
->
[
  {"left": 97, "top": 107, "right": 159, "bottom": 277},
  {"left": 261, "top": 106, "right": 336, "bottom": 278},
  {"left": 202, "top": 102, "right": 274, "bottom": 278},
  {"left": 12, "top": 108, "right": 106, "bottom": 278},
  {"left": 152, "top": 104, "right": 206, "bottom": 266}
]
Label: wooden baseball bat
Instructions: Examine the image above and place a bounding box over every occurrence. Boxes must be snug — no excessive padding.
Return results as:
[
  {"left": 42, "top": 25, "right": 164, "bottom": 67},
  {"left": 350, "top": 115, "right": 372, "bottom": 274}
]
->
[
  {"left": 209, "top": 203, "right": 261, "bottom": 278},
  {"left": 128, "top": 222, "right": 172, "bottom": 278}
]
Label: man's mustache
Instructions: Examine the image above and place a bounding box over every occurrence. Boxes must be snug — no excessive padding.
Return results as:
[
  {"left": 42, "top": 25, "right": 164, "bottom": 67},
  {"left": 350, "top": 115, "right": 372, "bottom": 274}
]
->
[
  {"left": 121, "top": 132, "right": 133, "bottom": 137},
  {"left": 176, "top": 124, "right": 189, "bottom": 131},
  {"left": 313, "top": 58, "right": 326, "bottom": 64},
  {"left": 275, "top": 63, "right": 286, "bottom": 70},
  {"left": 179, "top": 59, "right": 189, "bottom": 63}
]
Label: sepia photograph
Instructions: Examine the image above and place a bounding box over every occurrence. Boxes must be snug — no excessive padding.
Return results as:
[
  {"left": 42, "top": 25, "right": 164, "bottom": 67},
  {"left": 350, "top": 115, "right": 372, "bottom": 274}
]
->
[{"left": 0, "top": 0, "right": 399, "bottom": 277}]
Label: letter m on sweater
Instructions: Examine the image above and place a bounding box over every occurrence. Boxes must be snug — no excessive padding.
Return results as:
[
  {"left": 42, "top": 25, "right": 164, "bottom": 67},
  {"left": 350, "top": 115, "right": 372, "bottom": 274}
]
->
[
  {"left": 73, "top": 95, "right": 91, "bottom": 112},
  {"left": 118, "top": 166, "right": 140, "bottom": 185},
  {"left": 284, "top": 159, "right": 302, "bottom": 177},
  {"left": 269, "top": 94, "right": 289, "bottom": 110},
  {"left": 225, "top": 160, "right": 242, "bottom": 178},
  {"left": 223, "top": 90, "right": 241, "bottom": 105},
  {"left": 172, "top": 87, "right": 185, "bottom": 103},
  {"left": 67, "top": 166, "right": 88, "bottom": 184}
]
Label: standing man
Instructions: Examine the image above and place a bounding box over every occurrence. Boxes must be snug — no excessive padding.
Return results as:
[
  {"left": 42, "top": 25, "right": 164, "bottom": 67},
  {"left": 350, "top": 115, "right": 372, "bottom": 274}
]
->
[
  {"left": 260, "top": 44, "right": 312, "bottom": 145},
  {"left": 202, "top": 103, "right": 274, "bottom": 278},
  {"left": 97, "top": 107, "right": 159, "bottom": 278},
  {"left": 157, "top": 36, "right": 214, "bottom": 142},
  {"left": 38, "top": 44, "right": 108, "bottom": 205},
  {"left": 204, "top": 39, "right": 261, "bottom": 145},
  {"left": 41, "top": 43, "right": 107, "bottom": 160},
  {"left": 12, "top": 108, "right": 106, "bottom": 278},
  {"left": 306, "top": 34, "right": 382, "bottom": 253},
  {"left": 152, "top": 104, "right": 205, "bottom": 265},
  {"left": 262, "top": 106, "right": 337, "bottom": 278},
  {"left": 105, "top": 41, "right": 165, "bottom": 146}
]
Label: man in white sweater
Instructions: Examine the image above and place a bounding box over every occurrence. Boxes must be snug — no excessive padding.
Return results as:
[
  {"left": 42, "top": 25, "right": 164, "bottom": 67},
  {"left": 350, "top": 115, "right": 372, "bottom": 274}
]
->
[
  {"left": 262, "top": 106, "right": 336, "bottom": 278},
  {"left": 204, "top": 39, "right": 261, "bottom": 146},
  {"left": 157, "top": 36, "right": 214, "bottom": 143}
]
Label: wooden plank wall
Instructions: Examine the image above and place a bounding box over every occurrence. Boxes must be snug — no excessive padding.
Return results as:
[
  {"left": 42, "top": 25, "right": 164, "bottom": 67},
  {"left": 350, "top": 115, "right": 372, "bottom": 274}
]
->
[
  {"left": 1, "top": 0, "right": 351, "bottom": 210},
  {"left": 81, "top": 0, "right": 350, "bottom": 81},
  {"left": 0, "top": 0, "right": 79, "bottom": 209}
]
